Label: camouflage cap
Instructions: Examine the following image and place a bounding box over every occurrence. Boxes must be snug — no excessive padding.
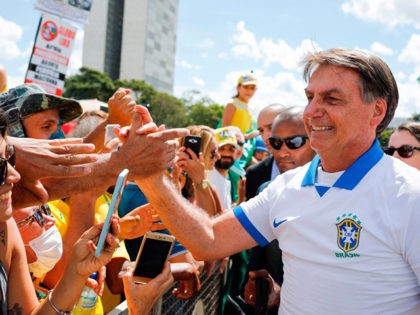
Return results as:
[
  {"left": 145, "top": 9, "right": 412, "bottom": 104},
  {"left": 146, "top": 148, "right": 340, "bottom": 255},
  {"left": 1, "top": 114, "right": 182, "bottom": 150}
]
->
[{"left": 0, "top": 83, "right": 83, "bottom": 137}]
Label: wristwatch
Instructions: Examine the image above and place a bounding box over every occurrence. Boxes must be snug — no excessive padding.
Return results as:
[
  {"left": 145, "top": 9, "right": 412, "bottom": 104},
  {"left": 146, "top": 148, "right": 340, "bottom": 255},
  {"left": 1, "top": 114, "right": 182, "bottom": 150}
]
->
[{"left": 195, "top": 179, "right": 210, "bottom": 190}]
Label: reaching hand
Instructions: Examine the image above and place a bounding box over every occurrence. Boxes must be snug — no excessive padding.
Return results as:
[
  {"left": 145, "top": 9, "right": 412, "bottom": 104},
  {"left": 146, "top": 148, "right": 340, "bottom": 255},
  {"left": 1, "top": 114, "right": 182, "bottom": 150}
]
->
[
  {"left": 107, "top": 88, "right": 136, "bottom": 127},
  {"left": 244, "top": 269, "right": 280, "bottom": 308},
  {"left": 112, "top": 105, "right": 189, "bottom": 179},
  {"left": 71, "top": 216, "right": 120, "bottom": 278},
  {"left": 9, "top": 137, "right": 98, "bottom": 204},
  {"left": 119, "top": 203, "right": 165, "bottom": 240},
  {"left": 171, "top": 262, "right": 201, "bottom": 300},
  {"left": 121, "top": 262, "right": 174, "bottom": 315}
]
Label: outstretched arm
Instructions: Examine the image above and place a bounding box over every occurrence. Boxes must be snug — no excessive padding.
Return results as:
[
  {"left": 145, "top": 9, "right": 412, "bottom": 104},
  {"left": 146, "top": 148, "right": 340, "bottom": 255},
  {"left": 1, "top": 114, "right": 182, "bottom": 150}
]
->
[{"left": 136, "top": 174, "right": 256, "bottom": 261}]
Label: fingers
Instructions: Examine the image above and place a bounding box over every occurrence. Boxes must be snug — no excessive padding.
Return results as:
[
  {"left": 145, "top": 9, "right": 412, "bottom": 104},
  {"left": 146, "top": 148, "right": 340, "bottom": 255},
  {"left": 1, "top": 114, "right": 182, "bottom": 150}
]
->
[
  {"left": 48, "top": 143, "right": 96, "bottom": 154},
  {"left": 134, "top": 105, "right": 154, "bottom": 125},
  {"left": 150, "top": 222, "right": 165, "bottom": 231},
  {"left": 136, "top": 122, "right": 159, "bottom": 135},
  {"left": 46, "top": 138, "right": 84, "bottom": 145},
  {"left": 40, "top": 164, "right": 93, "bottom": 178},
  {"left": 147, "top": 128, "right": 190, "bottom": 142}
]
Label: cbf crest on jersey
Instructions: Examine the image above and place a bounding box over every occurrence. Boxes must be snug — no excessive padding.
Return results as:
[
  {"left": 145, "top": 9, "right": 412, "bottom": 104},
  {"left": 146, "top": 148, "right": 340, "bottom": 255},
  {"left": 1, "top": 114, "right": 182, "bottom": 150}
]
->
[{"left": 336, "top": 214, "right": 362, "bottom": 252}]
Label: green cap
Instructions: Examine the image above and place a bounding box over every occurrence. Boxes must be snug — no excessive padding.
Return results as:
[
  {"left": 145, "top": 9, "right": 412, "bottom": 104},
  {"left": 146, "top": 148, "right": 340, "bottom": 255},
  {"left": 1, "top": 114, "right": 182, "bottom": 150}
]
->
[{"left": 0, "top": 83, "right": 82, "bottom": 137}]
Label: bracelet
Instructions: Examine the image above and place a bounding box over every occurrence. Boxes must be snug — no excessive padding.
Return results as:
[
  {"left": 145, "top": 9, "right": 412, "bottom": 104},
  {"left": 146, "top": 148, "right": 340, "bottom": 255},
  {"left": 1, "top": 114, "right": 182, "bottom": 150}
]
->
[
  {"left": 47, "top": 290, "right": 72, "bottom": 315},
  {"left": 195, "top": 179, "right": 210, "bottom": 190}
]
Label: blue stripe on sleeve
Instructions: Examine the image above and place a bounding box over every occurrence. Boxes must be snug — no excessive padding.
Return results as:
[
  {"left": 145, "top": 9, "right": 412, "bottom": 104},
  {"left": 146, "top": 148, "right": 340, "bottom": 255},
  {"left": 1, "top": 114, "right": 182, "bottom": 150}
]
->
[{"left": 233, "top": 205, "right": 269, "bottom": 246}]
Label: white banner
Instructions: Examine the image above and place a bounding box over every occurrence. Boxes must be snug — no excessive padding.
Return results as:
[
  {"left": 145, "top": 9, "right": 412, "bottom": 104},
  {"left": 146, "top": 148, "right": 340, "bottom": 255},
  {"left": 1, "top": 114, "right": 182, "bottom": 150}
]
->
[
  {"left": 25, "top": 14, "right": 77, "bottom": 96},
  {"left": 35, "top": 0, "right": 93, "bottom": 25}
]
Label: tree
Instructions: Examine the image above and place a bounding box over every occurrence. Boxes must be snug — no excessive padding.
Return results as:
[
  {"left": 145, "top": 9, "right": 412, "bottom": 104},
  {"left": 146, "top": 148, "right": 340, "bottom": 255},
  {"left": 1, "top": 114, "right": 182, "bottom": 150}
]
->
[
  {"left": 64, "top": 67, "right": 115, "bottom": 101},
  {"left": 114, "top": 79, "right": 156, "bottom": 104},
  {"left": 187, "top": 103, "right": 224, "bottom": 128},
  {"left": 181, "top": 91, "right": 224, "bottom": 128},
  {"left": 379, "top": 128, "right": 392, "bottom": 149},
  {"left": 410, "top": 113, "right": 420, "bottom": 122},
  {"left": 148, "top": 92, "right": 188, "bottom": 128}
]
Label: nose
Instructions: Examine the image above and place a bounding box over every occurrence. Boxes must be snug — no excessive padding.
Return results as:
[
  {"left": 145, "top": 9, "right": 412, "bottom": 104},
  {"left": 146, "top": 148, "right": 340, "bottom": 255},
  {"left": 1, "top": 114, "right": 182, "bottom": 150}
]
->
[
  {"left": 43, "top": 213, "right": 56, "bottom": 230},
  {"left": 304, "top": 95, "right": 324, "bottom": 119},
  {"left": 276, "top": 144, "right": 291, "bottom": 157},
  {"left": 6, "top": 163, "right": 20, "bottom": 184}
]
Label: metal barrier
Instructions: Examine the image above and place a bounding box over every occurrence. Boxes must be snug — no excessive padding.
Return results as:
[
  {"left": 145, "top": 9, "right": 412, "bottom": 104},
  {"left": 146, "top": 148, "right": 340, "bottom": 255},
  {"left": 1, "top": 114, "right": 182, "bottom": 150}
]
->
[{"left": 109, "top": 266, "right": 224, "bottom": 315}]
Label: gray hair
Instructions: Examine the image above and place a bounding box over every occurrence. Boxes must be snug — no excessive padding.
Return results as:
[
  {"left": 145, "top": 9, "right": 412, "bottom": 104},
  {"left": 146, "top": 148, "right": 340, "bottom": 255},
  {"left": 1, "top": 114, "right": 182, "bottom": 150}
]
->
[{"left": 301, "top": 48, "right": 399, "bottom": 136}]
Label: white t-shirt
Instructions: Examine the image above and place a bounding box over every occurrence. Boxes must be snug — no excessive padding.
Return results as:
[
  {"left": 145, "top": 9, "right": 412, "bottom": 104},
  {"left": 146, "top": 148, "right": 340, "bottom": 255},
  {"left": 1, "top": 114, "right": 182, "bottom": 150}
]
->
[
  {"left": 234, "top": 140, "right": 420, "bottom": 314},
  {"left": 209, "top": 169, "right": 232, "bottom": 211}
]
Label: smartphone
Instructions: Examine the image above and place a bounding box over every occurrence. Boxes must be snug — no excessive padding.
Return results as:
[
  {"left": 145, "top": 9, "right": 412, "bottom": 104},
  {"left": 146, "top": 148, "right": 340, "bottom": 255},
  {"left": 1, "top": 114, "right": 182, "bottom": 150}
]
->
[
  {"left": 95, "top": 168, "right": 129, "bottom": 257},
  {"left": 132, "top": 231, "right": 175, "bottom": 283},
  {"left": 184, "top": 135, "right": 202, "bottom": 159}
]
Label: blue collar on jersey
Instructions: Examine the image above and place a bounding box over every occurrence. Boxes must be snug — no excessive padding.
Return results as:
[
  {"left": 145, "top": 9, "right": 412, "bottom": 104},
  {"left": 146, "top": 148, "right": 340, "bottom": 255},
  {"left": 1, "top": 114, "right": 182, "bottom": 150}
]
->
[{"left": 301, "top": 139, "right": 383, "bottom": 191}]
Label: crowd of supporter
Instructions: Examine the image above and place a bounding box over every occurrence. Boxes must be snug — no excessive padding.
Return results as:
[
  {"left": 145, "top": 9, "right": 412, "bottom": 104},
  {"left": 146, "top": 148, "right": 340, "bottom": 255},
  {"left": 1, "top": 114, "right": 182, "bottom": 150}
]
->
[{"left": 0, "top": 47, "right": 419, "bottom": 315}]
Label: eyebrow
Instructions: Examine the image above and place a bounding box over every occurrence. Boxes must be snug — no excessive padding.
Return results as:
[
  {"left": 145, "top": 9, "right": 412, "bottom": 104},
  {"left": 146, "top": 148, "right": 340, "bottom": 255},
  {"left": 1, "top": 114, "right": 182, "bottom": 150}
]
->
[{"left": 305, "top": 87, "right": 342, "bottom": 96}]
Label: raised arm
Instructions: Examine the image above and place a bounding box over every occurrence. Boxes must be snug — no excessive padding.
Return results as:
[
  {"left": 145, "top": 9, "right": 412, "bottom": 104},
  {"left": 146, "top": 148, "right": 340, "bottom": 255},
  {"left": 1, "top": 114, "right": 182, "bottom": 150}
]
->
[{"left": 136, "top": 174, "right": 256, "bottom": 260}]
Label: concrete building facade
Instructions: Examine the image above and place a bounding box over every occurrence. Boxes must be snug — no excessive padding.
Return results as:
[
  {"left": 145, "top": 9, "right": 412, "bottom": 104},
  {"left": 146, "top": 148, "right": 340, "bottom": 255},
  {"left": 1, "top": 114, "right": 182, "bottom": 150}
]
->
[{"left": 83, "top": 0, "right": 179, "bottom": 93}]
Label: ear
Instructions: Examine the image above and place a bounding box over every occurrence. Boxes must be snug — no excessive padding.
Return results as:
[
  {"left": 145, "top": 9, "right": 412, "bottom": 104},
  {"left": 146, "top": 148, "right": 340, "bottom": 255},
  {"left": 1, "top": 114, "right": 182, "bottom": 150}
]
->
[{"left": 371, "top": 98, "right": 387, "bottom": 127}]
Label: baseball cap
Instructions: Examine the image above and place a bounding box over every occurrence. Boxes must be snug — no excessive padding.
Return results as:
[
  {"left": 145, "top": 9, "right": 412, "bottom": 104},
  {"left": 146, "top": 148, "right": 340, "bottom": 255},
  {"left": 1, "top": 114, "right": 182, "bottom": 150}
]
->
[
  {"left": 255, "top": 135, "right": 269, "bottom": 153},
  {"left": 237, "top": 73, "right": 257, "bottom": 86},
  {"left": 214, "top": 127, "right": 240, "bottom": 150},
  {"left": 0, "top": 83, "right": 82, "bottom": 137}
]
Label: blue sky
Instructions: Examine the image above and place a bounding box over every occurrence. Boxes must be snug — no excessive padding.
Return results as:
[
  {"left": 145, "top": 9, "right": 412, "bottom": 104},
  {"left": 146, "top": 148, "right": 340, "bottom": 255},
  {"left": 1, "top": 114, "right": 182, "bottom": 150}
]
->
[{"left": 1, "top": 0, "right": 420, "bottom": 119}]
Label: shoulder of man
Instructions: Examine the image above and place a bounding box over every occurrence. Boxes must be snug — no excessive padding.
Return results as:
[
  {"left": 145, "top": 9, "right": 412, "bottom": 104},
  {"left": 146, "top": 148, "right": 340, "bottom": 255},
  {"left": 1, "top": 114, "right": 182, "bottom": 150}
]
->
[{"left": 246, "top": 155, "right": 273, "bottom": 174}]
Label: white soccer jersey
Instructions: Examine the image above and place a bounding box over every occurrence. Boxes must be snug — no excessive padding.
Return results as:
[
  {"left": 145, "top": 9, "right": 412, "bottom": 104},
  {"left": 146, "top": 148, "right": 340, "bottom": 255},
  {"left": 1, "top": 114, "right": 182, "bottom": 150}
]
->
[{"left": 234, "top": 140, "right": 420, "bottom": 314}]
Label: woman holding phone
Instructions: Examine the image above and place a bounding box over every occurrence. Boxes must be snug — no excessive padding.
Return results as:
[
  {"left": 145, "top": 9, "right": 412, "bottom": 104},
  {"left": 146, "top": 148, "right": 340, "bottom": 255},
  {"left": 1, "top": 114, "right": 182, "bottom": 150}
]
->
[
  {"left": 0, "top": 108, "right": 121, "bottom": 314},
  {"left": 175, "top": 125, "right": 223, "bottom": 217}
]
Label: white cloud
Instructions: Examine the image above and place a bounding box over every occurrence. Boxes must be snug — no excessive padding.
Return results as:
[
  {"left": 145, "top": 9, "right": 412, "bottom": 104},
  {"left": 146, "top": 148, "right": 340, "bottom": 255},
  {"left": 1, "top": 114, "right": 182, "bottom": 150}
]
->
[
  {"left": 178, "top": 59, "right": 202, "bottom": 70},
  {"left": 395, "top": 80, "right": 420, "bottom": 117},
  {"left": 218, "top": 52, "right": 228, "bottom": 60},
  {"left": 67, "top": 29, "right": 84, "bottom": 76},
  {"left": 198, "top": 38, "right": 215, "bottom": 49},
  {"left": 0, "top": 16, "right": 27, "bottom": 60},
  {"left": 191, "top": 76, "right": 205, "bottom": 86},
  {"left": 341, "top": 0, "right": 420, "bottom": 29},
  {"left": 231, "top": 21, "right": 260, "bottom": 60},
  {"left": 204, "top": 69, "right": 307, "bottom": 118},
  {"left": 370, "top": 42, "right": 393, "bottom": 56},
  {"left": 398, "top": 34, "right": 420, "bottom": 72},
  {"left": 231, "top": 21, "right": 320, "bottom": 70}
]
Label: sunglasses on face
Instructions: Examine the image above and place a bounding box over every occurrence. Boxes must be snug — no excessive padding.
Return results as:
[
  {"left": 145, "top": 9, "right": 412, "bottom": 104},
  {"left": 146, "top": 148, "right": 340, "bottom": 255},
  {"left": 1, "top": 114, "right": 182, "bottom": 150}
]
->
[
  {"left": 17, "top": 204, "right": 52, "bottom": 228},
  {"left": 0, "top": 145, "right": 15, "bottom": 186},
  {"left": 268, "top": 135, "right": 308, "bottom": 151},
  {"left": 385, "top": 145, "right": 420, "bottom": 158}
]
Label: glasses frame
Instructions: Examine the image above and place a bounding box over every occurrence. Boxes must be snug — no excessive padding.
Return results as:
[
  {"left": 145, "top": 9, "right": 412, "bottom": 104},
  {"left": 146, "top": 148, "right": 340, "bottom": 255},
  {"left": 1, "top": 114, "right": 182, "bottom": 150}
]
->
[
  {"left": 17, "top": 204, "right": 52, "bottom": 228},
  {"left": 385, "top": 145, "right": 420, "bottom": 158},
  {"left": 0, "top": 145, "right": 15, "bottom": 186},
  {"left": 268, "top": 135, "right": 309, "bottom": 151}
]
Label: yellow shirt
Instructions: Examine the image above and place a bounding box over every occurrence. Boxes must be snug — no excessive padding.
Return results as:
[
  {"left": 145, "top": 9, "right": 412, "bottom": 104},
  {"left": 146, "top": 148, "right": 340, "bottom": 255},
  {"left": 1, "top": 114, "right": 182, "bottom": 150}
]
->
[
  {"left": 48, "top": 195, "right": 130, "bottom": 314},
  {"left": 230, "top": 98, "right": 252, "bottom": 133}
]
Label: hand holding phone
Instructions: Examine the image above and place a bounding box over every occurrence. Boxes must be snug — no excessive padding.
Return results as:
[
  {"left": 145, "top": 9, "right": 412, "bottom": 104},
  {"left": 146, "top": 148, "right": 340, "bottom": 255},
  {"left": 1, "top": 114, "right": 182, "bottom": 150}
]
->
[
  {"left": 95, "top": 168, "right": 129, "bottom": 257},
  {"left": 132, "top": 231, "right": 175, "bottom": 283},
  {"left": 184, "top": 135, "right": 202, "bottom": 159}
]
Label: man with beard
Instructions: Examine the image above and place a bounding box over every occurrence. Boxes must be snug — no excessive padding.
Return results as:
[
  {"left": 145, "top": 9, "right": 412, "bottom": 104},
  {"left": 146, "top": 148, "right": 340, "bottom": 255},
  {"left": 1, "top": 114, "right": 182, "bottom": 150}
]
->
[{"left": 208, "top": 127, "right": 242, "bottom": 211}]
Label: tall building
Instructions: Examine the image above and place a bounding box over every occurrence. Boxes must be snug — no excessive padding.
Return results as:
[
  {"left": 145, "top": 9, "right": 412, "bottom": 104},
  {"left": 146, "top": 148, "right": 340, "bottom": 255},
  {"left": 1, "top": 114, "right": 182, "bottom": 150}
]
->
[{"left": 82, "top": 0, "right": 179, "bottom": 93}]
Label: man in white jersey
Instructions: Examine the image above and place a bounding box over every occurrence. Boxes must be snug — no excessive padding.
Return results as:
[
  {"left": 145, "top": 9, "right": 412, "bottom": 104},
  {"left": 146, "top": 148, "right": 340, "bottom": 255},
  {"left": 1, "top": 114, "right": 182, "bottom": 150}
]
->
[{"left": 135, "top": 48, "right": 420, "bottom": 314}]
